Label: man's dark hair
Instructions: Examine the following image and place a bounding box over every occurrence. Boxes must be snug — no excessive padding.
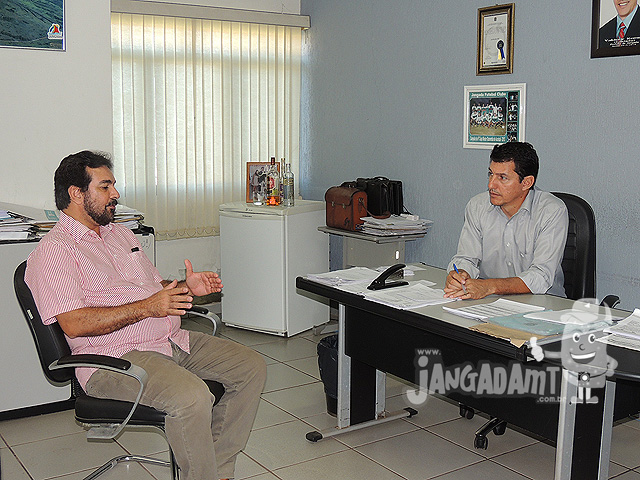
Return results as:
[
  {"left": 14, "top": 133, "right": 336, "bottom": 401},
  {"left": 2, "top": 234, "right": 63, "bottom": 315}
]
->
[
  {"left": 54, "top": 151, "right": 114, "bottom": 210},
  {"left": 489, "top": 141, "right": 539, "bottom": 186}
]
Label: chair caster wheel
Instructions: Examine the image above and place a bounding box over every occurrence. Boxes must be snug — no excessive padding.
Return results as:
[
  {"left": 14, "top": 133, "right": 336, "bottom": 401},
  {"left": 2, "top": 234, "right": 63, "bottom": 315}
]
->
[
  {"left": 459, "top": 404, "right": 474, "bottom": 419},
  {"left": 493, "top": 422, "right": 507, "bottom": 435},
  {"left": 306, "top": 431, "right": 323, "bottom": 442},
  {"left": 474, "top": 434, "right": 488, "bottom": 449}
]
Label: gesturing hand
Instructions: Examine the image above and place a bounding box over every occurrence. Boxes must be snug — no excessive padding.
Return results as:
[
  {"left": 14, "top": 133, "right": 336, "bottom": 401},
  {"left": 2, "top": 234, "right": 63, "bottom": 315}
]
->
[
  {"left": 145, "top": 280, "right": 193, "bottom": 317},
  {"left": 184, "top": 259, "right": 223, "bottom": 297}
]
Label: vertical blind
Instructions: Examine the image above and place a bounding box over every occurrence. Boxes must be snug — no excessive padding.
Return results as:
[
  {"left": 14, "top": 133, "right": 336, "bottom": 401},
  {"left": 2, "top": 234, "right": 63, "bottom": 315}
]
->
[{"left": 111, "top": 13, "right": 302, "bottom": 239}]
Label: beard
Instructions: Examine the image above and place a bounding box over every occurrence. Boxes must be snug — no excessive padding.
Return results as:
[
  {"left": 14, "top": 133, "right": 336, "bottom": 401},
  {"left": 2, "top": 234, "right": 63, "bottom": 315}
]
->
[{"left": 84, "top": 195, "right": 117, "bottom": 226}]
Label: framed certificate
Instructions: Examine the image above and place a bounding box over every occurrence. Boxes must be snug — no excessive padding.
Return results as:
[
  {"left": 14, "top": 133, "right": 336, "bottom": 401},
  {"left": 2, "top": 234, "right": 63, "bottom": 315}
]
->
[{"left": 477, "top": 4, "right": 514, "bottom": 75}]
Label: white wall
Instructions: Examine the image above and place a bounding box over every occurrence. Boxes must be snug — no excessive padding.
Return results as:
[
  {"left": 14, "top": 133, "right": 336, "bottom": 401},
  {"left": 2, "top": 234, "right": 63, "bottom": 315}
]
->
[
  {"left": 0, "top": 0, "right": 112, "bottom": 210},
  {"left": 0, "top": 0, "right": 300, "bottom": 279}
]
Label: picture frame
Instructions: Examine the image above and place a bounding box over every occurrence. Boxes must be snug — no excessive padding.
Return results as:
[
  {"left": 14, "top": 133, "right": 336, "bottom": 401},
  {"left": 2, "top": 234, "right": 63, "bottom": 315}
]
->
[
  {"left": 591, "top": 0, "right": 640, "bottom": 58},
  {"left": 246, "top": 162, "right": 279, "bottom": 203},
  {"left": 463, "top": 83, "right": 526, "bottom": 149},
  {"left": 0, "top": 0, "right": 65, "bottom": 51},
  {"left": 477, "top": 4, "right": 514, "bottom": 75}
]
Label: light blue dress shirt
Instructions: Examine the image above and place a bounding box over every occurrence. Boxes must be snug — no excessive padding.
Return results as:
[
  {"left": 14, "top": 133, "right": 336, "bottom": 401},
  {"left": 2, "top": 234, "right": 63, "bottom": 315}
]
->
[
  {"left": 618, "top": 5, "right": 638, "bottom": 37},
  {"left": 448, "top": 188, "right": 569, "bottom": 297}
]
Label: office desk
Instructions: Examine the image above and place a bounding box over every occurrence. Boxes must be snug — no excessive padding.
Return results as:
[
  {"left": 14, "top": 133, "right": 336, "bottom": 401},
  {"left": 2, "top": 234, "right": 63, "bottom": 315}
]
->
[{"left": 296, "top": 265, "right": 640, "bottom": 480}]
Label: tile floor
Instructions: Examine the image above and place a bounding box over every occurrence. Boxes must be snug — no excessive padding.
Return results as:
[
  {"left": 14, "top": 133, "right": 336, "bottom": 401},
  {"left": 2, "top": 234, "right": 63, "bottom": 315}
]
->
[{"left": 3, "top": 322, "right": 640, "bottom": 480}]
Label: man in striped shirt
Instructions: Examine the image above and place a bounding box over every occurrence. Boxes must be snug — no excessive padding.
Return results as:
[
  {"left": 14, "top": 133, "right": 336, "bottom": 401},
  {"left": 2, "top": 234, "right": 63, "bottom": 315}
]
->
[{"left": 25, "top": 150, "right": 266, "bottom": 480}]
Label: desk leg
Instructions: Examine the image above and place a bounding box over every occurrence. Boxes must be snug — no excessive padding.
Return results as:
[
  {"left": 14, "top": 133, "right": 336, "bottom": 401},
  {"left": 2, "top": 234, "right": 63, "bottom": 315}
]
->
[
  {"left": 555, "top": 371, "right": 614, "bottom": 480},
  {"left": 336, "top": 303, "right": 351, "bottom": 428},
  {"left": 305, "top": 303, "right": 417, "bottom": 442}
]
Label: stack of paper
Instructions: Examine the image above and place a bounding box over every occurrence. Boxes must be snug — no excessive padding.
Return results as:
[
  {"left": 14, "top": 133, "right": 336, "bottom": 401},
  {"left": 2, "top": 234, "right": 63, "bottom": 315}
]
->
[
  {"left": 363, "top": 280, "right": 452, "bottom": 309},
  {"left": 443, "top": 298, "right": 545, "bottom": 321},
  {"left": 360, "top": 215, "right": 433, "bottom": 236},
  {"left": 0, "top": 209, "right": 36, "bottom": 241},
  {"left": 306, "top": 267, "right": 380, "bottom": 287},
  {"left": 598, "top": 309, "right": 640, "bottom": 351},
  {"left": 0, "top": 202, "right": 147, "bottom": 238},
  {"left": 113, "top": 204, "right": 145, "bottom": 230}
]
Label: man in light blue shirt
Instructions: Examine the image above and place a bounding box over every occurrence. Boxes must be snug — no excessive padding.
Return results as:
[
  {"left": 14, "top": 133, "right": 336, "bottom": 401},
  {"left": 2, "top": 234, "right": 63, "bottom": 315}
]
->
[
  {"left": 444, "top": 142, "right": 568, "bottom": 300},
  {"left": 599, "top": 0, "right": 640, "bottom": 49}
]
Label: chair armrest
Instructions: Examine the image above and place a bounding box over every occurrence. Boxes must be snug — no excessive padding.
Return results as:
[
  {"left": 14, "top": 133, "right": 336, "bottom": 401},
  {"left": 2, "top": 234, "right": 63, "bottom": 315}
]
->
[
  {"left": 55, "top": 354, "right": 131, "bottom": 371},
  {"left": 185, "top": 306, "right": 221, "bottom": 336},
  {"left": 49, "top": 354, "right": 148, "bottom": 440},
  {"left": 601, "top": 295, "right": 620, "bottom": 309}
]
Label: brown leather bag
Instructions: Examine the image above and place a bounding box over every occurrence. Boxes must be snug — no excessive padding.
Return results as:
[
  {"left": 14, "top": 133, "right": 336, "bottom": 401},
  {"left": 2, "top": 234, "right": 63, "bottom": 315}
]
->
[{"left": 324, "top": 185, "right": 367, "bottom": 231}]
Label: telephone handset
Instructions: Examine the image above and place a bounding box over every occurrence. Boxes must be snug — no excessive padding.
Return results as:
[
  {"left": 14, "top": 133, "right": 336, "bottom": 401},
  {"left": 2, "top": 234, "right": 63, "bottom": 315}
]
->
[{"left": 367, "top": 263, "right": 409, "bottom": 291}]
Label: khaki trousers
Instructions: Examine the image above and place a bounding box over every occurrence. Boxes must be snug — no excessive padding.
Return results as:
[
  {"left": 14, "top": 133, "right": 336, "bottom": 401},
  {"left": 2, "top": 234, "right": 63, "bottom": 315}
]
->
[{"left": 85, "top": 331, "right": 266, "bottom": 480}]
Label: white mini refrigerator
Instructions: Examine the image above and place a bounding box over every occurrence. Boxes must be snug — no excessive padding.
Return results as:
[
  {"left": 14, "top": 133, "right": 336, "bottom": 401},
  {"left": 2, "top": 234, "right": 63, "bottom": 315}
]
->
[{"left": 219, "top": 200, "right": 329, "bottom": 336}]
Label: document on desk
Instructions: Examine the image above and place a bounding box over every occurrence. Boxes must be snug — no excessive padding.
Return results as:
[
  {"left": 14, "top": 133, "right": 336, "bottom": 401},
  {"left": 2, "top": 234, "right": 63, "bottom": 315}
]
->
[
  {"left": 597, "top": 333, "right": 640, "bottom": 351},
  {"left": 523, "top": 308, "right": 619, "bottom": 324},
  {"left": 489, "top": 313, "right": 612, "bottom": 336},
  {"left": 306, "top": 267, "right": 380, "bottom": 286},
  {"left": 599, "top": 308, "right": 640, "bottom": 351},
  {"left": 375, "top": 264, "right": 425, "bottom": 276},
  {"left": 442, "top": 298, "right": 545, "bottom": 321},
  {"left": 602, "top": 309, "right": 640, "bottom": 340},
  {"left": 363, "top": 281, "right": 452, "bottom": 309}
]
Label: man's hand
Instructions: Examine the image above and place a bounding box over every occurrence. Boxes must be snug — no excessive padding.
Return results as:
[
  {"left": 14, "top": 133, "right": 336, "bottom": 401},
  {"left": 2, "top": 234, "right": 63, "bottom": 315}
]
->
[
  {"left": 454, "top": 278, "right": 497, "bottom": 300},
  {"left": 444, "top": 277, "right": 494, "bottom": 300},
  {"left": 444, "top": 273, "right": 530, "bottom": 300},
  {"left": 444, "top": 268, "right": 470, "bottom": 298},
  {"left": 57, "top": 279, "right": 194, "bottom": 338},
  {"left": 184, "top": 259, "right": 223, "bottom": 297},
  {"left": 144, "top": 280, "right": 194, "bottom": 317}
]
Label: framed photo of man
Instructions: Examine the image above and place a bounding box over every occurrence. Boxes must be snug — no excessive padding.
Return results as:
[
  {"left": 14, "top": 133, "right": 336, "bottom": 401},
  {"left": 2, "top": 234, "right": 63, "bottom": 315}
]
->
[
  {"left": 477, "top": 4, "right": 514, "bottom": 75},
  {"left": 592, "top": 0, "right": 640, "bottom": 58}
]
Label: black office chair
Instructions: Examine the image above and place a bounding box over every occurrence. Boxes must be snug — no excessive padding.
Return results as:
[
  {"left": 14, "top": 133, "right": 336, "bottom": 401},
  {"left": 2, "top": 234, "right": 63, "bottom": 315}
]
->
[
  {"left": 552, "top": 192, "right": 619, "bottom": 307},
  {"left": 13, "top": 260, "right": 225, "bottom": 480},
  {"left": 468, "top": 192, "right": 620, "bottom": 449}
]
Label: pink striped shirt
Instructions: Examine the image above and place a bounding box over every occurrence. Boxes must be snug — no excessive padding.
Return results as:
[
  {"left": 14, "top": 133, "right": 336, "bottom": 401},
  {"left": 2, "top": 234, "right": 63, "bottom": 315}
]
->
[{"left": 25, "top": 212, "right": 190, "bottom": 389}]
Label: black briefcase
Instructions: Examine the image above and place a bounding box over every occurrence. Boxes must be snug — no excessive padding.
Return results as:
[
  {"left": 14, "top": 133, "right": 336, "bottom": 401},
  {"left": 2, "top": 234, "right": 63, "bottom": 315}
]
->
[{"left": 355, "top": 177, "right": 404, "bottom": 216}]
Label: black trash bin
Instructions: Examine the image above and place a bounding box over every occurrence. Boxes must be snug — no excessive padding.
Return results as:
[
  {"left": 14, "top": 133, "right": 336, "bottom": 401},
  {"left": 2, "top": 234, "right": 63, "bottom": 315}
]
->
[{"left": 317, "top": 334, "right": 338, "bottom": 416}]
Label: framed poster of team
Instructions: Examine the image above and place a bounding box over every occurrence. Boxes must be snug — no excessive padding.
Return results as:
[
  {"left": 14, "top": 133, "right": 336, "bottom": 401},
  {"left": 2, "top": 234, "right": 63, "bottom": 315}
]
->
[{"left": 463, "top": 83, "right": 526, "bottom": 149}]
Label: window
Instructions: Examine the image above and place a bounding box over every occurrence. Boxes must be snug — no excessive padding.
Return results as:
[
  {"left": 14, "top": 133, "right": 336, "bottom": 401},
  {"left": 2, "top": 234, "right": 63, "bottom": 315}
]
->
[{"left": 111, "top": 13, "right": 302, "bottom": 239}]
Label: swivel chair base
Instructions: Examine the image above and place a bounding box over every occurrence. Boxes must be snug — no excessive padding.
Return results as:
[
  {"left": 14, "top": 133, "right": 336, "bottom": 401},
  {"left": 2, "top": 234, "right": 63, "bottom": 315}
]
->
[
  {"left": 459, "top": 404, "right": 507, "bottom": 450},
  {"left": 83, "top": 453, "right": 173, "bottom": 480},
  {"left": 474, "top": 417, "right": 507, "bottom": 450}
]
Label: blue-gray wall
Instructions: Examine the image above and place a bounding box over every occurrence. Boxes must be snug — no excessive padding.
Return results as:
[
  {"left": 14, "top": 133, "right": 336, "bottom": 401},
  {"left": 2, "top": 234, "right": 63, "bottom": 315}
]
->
[{"left": 299, "top": 0, "right": 640, "bottom": 309}]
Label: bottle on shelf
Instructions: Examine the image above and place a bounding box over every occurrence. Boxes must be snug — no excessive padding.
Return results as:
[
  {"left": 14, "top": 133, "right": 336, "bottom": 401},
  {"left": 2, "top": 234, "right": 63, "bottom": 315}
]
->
[
  {"left": 282, "top": 162, "right": 294, "bottom": 207},
  {"left": 266, "top": 157, "right": 281, "bottom": 206},
  {"left": 280, "top": 158, "right": 285, "bottom": 200}
]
